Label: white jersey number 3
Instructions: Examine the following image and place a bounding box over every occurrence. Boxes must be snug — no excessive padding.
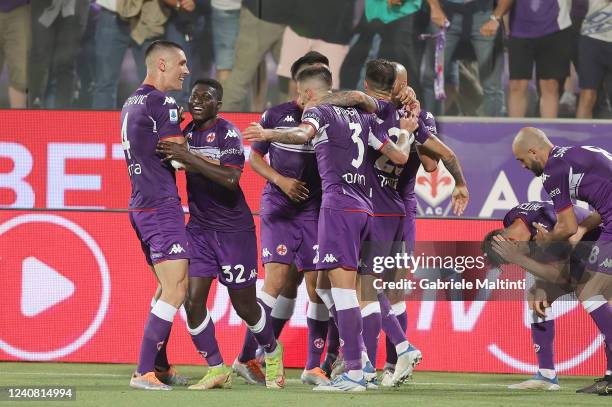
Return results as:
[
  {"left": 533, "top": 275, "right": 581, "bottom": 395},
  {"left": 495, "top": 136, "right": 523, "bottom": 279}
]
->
[{"left": 349, "top": 122, "right": 365, "bottom": 169}]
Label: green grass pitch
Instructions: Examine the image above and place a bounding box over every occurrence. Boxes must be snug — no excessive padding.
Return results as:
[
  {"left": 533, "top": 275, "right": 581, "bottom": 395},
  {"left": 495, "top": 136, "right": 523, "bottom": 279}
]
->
[{"left": 0, "top": 362, "right": 609, "bottom": 407}]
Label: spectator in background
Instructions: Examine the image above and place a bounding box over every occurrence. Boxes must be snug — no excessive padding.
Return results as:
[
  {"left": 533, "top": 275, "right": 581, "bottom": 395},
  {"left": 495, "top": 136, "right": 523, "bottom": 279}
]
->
[
  {"left": 341, "top": 0, "right": 429, "bottom": 99},
  {"left": 93, "top": 0, "right": 171, "bottom": 109},
  {"left": 0, "top": 0, "right": 29, "bottom": 109},
  {"left": 576, "top": 0, "right": 612, "bottom": 119},
  {"left": 276, "top": 0, "right": 354, "bottom": 101},
  {"left": 506, "top": 0, "right": 573, "bottom": 118},
  {"left": 74, "top": 1, "right": 100, "bottom": 109},
  {"left": 221, "top": 0, "right": 291, "bottom": 112},
  {"left": 165, "top": 0, "right": 207, "bottom": 106},
  {"left": 211, "top": 0, "right": 241, "bottom": 83},
  {"left": 422, "top": 0, "right": 505, "bottom": 116},
  {"left": 28, "top": 0, "right": 89, "bottom": 109}
]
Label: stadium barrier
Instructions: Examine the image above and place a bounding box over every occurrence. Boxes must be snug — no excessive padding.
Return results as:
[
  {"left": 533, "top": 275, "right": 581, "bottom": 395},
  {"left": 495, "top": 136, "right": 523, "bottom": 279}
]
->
[{"left": 1, "top": 111, "right": 610, "bottom": 375}]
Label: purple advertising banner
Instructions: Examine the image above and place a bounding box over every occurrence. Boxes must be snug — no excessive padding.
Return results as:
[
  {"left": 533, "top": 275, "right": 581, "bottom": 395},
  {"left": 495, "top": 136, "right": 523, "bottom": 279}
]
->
[{"left": 414, "top": 118, "right": 612, "bottom": 219}]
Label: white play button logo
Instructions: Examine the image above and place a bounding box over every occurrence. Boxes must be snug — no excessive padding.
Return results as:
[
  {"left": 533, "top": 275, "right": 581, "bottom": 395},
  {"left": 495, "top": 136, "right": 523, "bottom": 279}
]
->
[{"left": 21, "top": 257, "right": 75, "bottom": 317}]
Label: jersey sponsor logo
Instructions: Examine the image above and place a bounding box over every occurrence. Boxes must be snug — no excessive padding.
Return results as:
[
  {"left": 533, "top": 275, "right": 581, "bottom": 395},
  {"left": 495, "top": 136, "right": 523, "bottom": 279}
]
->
[
  {"left": 168, "top": 243, "right": 185, "bottom": 254},
  {"left": 249, "top": 268, "right": 257, "bottom": 280},
  {"left": 220, "top": 147, "right": 243, "bottom": 157},
  {"left": 169, "top": 109, "right": 179, "bottom": 123},
  {"left": 282, "top": 115, "right": 296, "bottom": 123},
  {"left": 600, "top": 258, "right": 612, "bottom": 269},
  {"left": 313, "top": 338, "right": 325, "bottom": 349},
  {"left": 225, "top": 129, "right": 239, "bottom": 139},
  {"left": 322, "top": 253, "right": 338, "bottom": 263},
  {"left": 342, "top": 172, "right": 366, "bottom": 186},
  {"left": 262, "top": 248, "right": 271, "bottom": 257},
  {"left": 206, "top": 133, "right": 216, "bottom": 143},
  {"left": 548, "top": 188, "right": 561, "bottom": 198},
  {"left": 163, "top": 96, "right": 177, "bottom": 106},
  {"left": 276, "top": 244, "right": 288, "bottom": 256},
  {"left": 517, "top": 202, "right": 544, "bottom": 212}
]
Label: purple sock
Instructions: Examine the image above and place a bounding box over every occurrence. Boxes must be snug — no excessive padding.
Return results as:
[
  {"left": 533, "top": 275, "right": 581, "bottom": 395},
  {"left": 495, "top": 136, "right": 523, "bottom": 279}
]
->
[
  {"left": 384, "top": 308, "right": 407, "bottom": 365},
  {"left": 326, "top": 316, "right": 340, "bottom": 356},
  {"left": 362, "top": 307, "right": 382, "bottom": 364},
  {"left": 271, "top": 317, "right": 288, "bottom": 338},
  {"left": 606, "top": 343, "right": 612, "bottom": 373},
  {"left": 588, "top": 304, "right": 612, "bottom": 371},
  {"left": 531, "top": 320, "right": 555, "bottom": 370},
  {"left": 336, "top": 307, "right": 363, "bottom": 371},
  {"left": 189, "top": 314, "right": 223, "bottom": 367},
  {"left": 137, "top": 313, "right": 173, "bottom": 374},
  {"left": 239, "top": 298, "right": 274, "bottom": 362},
  {"left": 249, "top": 301, "right": 277, "bottom": 353},
  {"left": 306, "top": 318, "right": 329, "bottom": 369},
  {"left": 154, "top": 329, "right": 171, "bottom": 370}
]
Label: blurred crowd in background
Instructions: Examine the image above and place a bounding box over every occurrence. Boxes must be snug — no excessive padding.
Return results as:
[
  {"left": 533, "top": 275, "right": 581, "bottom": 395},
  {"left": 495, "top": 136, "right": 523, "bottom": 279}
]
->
[{"left": 0, "top": 0, "right": 611, "bottom": 118}]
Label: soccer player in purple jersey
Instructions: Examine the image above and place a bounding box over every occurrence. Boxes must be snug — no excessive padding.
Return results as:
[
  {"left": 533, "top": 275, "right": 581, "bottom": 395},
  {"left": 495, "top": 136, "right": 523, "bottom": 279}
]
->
[
  {"left": 121, "top": 40, "right": 190, "bottom": 390},
  {"left": 512, "top": 128, "right": 612, "bottom": 393},
  {"left": 245, "top": 66, "right": 412, "bottom": 391},
  {"left": 156, "top": 79, "right": 285, "bottom": 389},
  {"left": 366, "top": 62, "right": 469, "bottom": 386},
  {"left": 244, "top": 52, "right": 332, "bottom": 386},
  {"left": 483, "top": 201, "right": 612, "bottom": 393}
]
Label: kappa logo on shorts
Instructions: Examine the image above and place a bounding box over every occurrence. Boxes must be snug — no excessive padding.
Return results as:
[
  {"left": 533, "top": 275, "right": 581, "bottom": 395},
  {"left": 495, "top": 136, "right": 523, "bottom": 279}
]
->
[
  {"left": 322, "top": 253, "right": 338, "bottom": 263},
  {"left": 262, "top": 248, "right": 271, "bottom": 257},
  {"left": 206, "top": 133, "right": 216, "bottom": 143},
  {"left": 600, "top": 258, "right": 612, "bottom": 269},
  {"left": 169, "top": 244, "right": 185, "bottom": 254},
  {"left": 313, "top": 338, "right": 325, "bottom": 349},
  {"left": 276, "top": 244, "right": 288, "bottom": 256},
  {"left": 249, "top": 269, "right": 257, "bottom": 280}
]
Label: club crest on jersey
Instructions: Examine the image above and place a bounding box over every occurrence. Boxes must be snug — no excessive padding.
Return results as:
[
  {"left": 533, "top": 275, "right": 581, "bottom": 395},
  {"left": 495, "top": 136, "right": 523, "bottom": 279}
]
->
[
  {"left": 225, "top": 129, "right": 239, "bottom": 139},
  {"left": 313, "top": 338, "right": 325, "bottom": 349},
  {"left": 414, "top": 162, "right": 455, "bottom": 215},
  {"left": 206, "top": 133, "right": 216, "bottom": 143},
  {"left": 276, "top": 244, "right": 288, "bottom": 256},
  {"left": 169, "top": 109, "right": 179, "bottom": 123}
]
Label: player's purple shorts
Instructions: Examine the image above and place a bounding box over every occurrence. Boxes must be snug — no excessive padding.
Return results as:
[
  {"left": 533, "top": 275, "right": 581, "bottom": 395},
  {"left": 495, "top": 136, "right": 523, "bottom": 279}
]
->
[
  {"left": 360, "top": 215, "right": 405, "bottom": 275},
  {"left": 260, "top": 214, "right": 318, "bottom": 271},
  {"left": 316, "top": 208, "right": 370, "bottom": 271},
  {"left": 403, "top": 198, "right": 417, "bottom": 254},
  {"left": 129, "top": 201, "right": 189, "bottom": 266},
  {"left": 590, "top": 230, "right": 612, "bottom": 275},
  {"left": 187, "top": 226, "right": 258, "bottom": 289}
]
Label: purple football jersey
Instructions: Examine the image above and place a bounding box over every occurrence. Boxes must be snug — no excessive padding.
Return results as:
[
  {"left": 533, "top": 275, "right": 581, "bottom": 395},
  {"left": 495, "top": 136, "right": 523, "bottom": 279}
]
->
[
  {"left": 251, "top": 101, "right": 321, "bottom": 220},
  {"left": 542, "top": 145, "right": 612, "bottom": 231},
  {"left": 397, "top": 110, "right": 437, "bottom": 202},
  {"left": 510, "top": 0, "right": 572, "bottom": 38},
  {"left": 120, "top": 84, "right": 183, "bottom": 209},
  {"left": 184, "top": 118, "right": 255, "bottom": 231},
  {"left": 367, "top": 100, "right": 406, "bottom": 215},
  {"left": 302, "top": 104, "right": 389, "bottom": 213},
  {"left": 504, "top": 201, "right": 593, "bottom": 238}
]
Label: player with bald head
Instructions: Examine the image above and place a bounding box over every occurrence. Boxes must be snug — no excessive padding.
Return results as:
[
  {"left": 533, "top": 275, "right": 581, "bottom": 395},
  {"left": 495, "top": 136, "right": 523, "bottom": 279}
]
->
[
  {"left": 121, "top": 40, "right": 190, "bottom": 390},
  {"left": 512, "top": 127, "right": 612, "bottom": 390}
]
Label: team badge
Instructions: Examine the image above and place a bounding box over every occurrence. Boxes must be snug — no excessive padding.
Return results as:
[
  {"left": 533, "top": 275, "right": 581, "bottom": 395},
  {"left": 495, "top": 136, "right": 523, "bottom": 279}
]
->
[
  {"left": 313, "top": 338, "right": 325, "bottom": 349},
  {"left": 207, "top": 133, "right": 216, "bottom": 143},
  {"left": 276, "top": 244, "right": 288, "bottom": 256}
]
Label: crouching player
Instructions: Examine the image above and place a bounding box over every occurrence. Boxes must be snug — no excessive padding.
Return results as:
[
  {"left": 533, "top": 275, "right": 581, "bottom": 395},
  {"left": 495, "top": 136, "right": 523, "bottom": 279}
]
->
[
  {"left": 156, "top": 79, "right": 285, "bottom": 389},
  {"left": 482, "top": 201, "right": 612, "bottom": 394}
]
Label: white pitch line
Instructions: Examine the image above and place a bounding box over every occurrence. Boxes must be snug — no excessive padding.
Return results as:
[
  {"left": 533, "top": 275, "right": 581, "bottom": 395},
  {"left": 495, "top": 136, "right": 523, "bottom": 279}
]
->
[{"left": 0, "top": 371, "right": 510, "bottom": 387}]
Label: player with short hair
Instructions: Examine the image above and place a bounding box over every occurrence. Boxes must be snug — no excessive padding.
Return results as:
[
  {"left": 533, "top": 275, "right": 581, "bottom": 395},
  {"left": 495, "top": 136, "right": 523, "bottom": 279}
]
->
[
  {"left": 156, "top": 78, "right": 285, "bottom": 390},
  {"left": 246, "top": 51, "right": 332, "bottom": 386},
  {"left": 122, "top": 40, "right": 190, "bottom": 390},
  {"left": 512, "top": 128, "right": 612, "bottom": 393},
  {"left": 482, "top": 200, "right": 611, "bottom": 393},
  {"left": 244, "top": 65, "right": 411, "bottom": 391}
]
